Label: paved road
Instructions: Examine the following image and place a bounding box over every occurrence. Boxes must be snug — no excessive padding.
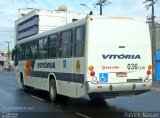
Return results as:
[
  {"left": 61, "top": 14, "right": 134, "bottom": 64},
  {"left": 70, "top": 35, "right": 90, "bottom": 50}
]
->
[{"left": 0, "top": 71, "right": 160, "bottom": 118}]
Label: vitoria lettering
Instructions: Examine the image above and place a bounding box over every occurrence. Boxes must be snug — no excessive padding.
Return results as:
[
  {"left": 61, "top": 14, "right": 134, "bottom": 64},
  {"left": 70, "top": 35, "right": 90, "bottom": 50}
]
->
[
  {"left": 102, "top": 54, "right": 141, "bottom": 59},
  {"left": 37, "top": 62, "right": 55, "bottom": 68}
]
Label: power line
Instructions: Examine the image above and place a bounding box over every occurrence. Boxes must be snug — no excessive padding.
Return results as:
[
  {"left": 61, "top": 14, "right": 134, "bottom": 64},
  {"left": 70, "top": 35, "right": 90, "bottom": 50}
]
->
[
  {"left": 0, "top": 31, "right": 14, "bottom": 32},
  {"left": 124, "top": 9, "right": 146, "bottom": 15},
  {"left": 86, "top": 0, "right": 92, "bottom": 4},
  {"left": 123, "top": 9, "right": 147, "bottom": 16},
  {"left": 155, "top": 16, "right": 160, "bottom": 19}
]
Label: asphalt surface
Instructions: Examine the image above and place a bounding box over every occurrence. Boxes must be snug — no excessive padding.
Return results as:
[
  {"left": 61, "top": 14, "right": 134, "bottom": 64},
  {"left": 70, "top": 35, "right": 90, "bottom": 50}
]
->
[{"left": 0, "top": 71, "right": 160, "bottom": 118}]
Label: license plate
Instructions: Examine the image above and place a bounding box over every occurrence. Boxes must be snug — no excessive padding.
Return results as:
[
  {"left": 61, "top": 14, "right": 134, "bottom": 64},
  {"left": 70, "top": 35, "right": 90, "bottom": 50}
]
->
[{"left": 116, "top": 72, "right": 127, "bottom": 77}]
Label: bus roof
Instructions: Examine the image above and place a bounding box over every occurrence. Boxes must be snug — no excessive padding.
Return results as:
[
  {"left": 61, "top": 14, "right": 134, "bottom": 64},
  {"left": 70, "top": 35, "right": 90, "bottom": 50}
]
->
[
  {"left": 16, "top": 15, "right": 147, "bottom": 45},
  {"left": 16, "top": 17, "right": 87, "bottom": 45}
]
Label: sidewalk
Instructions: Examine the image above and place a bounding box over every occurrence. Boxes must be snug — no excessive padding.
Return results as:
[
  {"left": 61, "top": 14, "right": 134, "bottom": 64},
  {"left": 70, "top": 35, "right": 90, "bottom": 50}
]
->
[
  {"left": 152, "top": 81, "right": 160, "bottom": 91},
  {"left": 0, "top": 69, "right": 14, "bottom": 74}
]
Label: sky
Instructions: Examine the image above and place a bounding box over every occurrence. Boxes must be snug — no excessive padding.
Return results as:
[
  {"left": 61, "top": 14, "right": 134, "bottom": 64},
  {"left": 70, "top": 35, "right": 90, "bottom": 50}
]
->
[{"left": 0, "top": 0, "right": 160, "bottom": 52}]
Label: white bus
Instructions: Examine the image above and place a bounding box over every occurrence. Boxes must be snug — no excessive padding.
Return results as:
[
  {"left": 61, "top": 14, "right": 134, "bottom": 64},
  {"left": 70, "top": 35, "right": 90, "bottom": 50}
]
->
[{"left": 13, "top": 15, "right": 152, "bottom": 102}]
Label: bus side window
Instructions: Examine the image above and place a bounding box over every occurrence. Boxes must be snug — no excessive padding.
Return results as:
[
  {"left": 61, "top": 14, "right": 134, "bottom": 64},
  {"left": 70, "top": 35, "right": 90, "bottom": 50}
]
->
[
  {"left": 49, "top": 34, "right": 57, "bottom": 58},
  {"left": 14, "top": 46, "right": 19, "bottom": 66},
  {"left": 20, "top": 44, "right": 25, "bottom": 60},
  {"left": 43, "top": 37, "right": 49, "bottom": 59},
  {"left": 25, "top": 42, "right": 31, "bottom": 60},
  {"left": 31, "top": 40, "right": 38, "bottom": 59},
  {"left": 38, "top": 37, "right": 49, "bottom": 59},
  {"left": 74, "top": 26, "right": 85, "bottom": 57},
  {"left": 38, "top": 38, "right": 44, "bottom": 59},
  {"left": 60, "top": 30, "right": 72, "bottom": 58}
]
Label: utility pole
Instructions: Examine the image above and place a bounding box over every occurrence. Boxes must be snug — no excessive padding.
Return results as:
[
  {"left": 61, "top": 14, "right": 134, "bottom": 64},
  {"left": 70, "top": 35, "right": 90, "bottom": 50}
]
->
[
  {"left": 143, "top": 0, "right": 157, "bottom": 82},
  {"left": 5, "top": 41, "right": 12, "bottom": 62},
  {"left": 95, "top": 0, "right": 111, "bottom": 15}
]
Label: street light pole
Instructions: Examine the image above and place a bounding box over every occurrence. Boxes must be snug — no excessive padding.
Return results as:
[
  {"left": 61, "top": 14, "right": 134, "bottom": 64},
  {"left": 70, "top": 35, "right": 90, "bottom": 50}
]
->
[
  {"left": 80, "top": 3, "right": 91, "bottom": 11},
  {"left": 80, "top": 3, "right": 93, "bottom": 15}
]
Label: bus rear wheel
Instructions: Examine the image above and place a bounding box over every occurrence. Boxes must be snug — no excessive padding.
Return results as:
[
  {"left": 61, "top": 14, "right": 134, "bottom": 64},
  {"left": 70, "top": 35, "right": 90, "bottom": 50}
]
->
[
  {"left": 21, "top": 74, "right": 29, "bottom": 92},
  {"left": 49, "top": 79, "right": 57, "bottom": 102}
]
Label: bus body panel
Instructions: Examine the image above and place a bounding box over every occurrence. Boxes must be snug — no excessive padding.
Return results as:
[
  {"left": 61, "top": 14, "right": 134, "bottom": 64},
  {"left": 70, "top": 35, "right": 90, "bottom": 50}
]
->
[
  {"left": 14, "top": 15, "right": 152, "bottom": 99},
  {"left": 17, "top": 58, "right": 86, "bottom": 98},
  {"left": 85, "top": 17, "right": 152, "bottom": 94}
]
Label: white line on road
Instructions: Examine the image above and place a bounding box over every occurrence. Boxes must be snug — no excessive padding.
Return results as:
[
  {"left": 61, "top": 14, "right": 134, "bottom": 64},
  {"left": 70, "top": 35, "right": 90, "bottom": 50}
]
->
[
  {"left": 75, "top": 112, "right": 91, "bottom": 118},
  {"left": 30, "top": 95, "right": 44, "bottom": 101}
]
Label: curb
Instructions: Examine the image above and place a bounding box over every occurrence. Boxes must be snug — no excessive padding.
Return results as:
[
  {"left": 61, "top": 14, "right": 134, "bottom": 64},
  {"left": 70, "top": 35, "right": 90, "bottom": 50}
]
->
[
  {"left": 152, "top": 82, "right": 160, "bottom": 91},
  {"left": 151, "top": 87, "right": 160, "bottom": 91}
]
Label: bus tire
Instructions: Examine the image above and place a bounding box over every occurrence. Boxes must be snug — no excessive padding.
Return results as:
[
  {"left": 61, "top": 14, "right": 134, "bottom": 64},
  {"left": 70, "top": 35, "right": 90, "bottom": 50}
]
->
[
  {"left": 21, "top": 75, "right": 28, "bottom": 92},
  {"left": 89, "top": 93, "right": 105, "bottom": 101},
  {"left": 22, "top": 79, "right": 28, "bottom": 92},
  {"left": 49, "top": 79, "right": 57, "bottom": 102}
]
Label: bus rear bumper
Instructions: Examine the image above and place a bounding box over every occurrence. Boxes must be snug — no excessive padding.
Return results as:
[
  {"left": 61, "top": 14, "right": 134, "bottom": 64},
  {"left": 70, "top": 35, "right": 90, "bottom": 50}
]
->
[{"left": 85, "top": 80, "right": 152, "bottom": 95}]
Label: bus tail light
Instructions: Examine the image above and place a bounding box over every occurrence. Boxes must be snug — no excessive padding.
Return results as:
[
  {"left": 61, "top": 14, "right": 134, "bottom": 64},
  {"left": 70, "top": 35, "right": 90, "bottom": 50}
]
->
[
  {"left": 88, "top": 65, "right": 97, "bottom": 82},
  {"left": 147, "top": 70, "right": 151, "bottom": 75},
  {"left": 90, "top": 71, "right": 95, "bottom": 76},
  {"left": 88, "top": 65, "right": 94, "bottom": 71},
  {"left": 146, "top": 65, "right": 152, "bottom": 75},
  {"left": 92, "top": 76, "right": 97, "bottom": 82},
  {"left": 148, "top": 65, "right": 152, "bottom": 70},
  {"left": 145, "top": 65, "right": 152, "bottom": 81},
  {"left": 145, "top": 75, "right": 149, "bottom": 80}
]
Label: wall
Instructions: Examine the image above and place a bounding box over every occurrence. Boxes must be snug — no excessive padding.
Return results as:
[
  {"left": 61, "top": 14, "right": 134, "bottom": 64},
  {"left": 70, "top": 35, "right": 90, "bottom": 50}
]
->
[
  {"left": 156, "top": 50, "right": 160, "bottom": 81},
  {"left": 156, "top": 24, "right": 160, "bottom": 49}
]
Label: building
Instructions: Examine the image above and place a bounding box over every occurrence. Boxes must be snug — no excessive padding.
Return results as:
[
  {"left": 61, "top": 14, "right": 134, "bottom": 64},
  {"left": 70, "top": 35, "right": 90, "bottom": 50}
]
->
[
  {"left": 0, "top": 52, "right": 6, "bottom": 68},
  {"left": 18, "top": 8, "right": 34, "bottom": 17},
  {"left": 14, "top": 6, "right": 87, "bottom": 45},
  {"left": 0, "top": 51, "right": 10, "bottom": 70}
]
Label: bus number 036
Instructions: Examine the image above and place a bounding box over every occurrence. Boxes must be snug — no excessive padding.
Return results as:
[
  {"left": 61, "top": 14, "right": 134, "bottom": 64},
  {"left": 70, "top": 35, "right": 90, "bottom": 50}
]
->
[{"left": 127, "top": 63, "right": 138, "bottom": 70}]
